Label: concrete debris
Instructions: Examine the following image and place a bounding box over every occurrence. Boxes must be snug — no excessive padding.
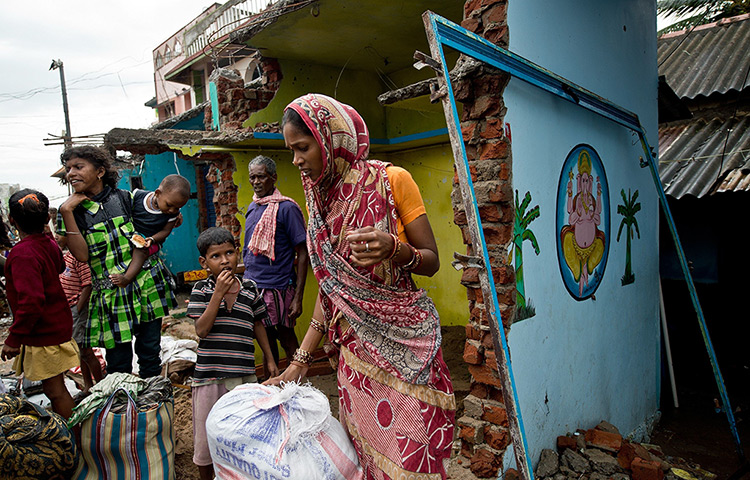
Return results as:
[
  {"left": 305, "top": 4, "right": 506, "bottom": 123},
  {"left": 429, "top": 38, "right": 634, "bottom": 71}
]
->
[
  {"left": 561, "top": 448, "right": 591, "bottom": 474},
  {"left": 535, "top": 449, "right": 559, "bottom": 477},
  {"left": 533, "top": 421, "right": 717, "bottom": 480}
]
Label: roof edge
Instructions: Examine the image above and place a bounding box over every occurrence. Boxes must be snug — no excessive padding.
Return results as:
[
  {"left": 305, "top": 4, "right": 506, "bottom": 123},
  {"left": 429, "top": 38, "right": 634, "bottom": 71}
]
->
[{"left": 659, "top": 12, "right": 750, "bottom": 39}]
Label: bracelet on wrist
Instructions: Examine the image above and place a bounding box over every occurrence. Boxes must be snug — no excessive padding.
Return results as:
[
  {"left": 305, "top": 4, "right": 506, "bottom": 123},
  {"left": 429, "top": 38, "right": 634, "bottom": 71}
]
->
[
  {"left": 387, "top": 233, "right": 401, "bottom": 260},
  {"left": 402, "top": 244, "right": 423, "bottom": 271},
  {"left": 292, "top": 348, "right": 314, "bottom": 366},
  {"left": 310, "top": 318, "right": 327, "bottom": 334}
]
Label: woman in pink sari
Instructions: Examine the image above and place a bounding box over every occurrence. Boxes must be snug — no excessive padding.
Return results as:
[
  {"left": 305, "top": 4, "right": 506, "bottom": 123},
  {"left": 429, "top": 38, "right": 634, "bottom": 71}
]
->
[{"left": 266, "top": 93, "right": 455, "bottom": 479}]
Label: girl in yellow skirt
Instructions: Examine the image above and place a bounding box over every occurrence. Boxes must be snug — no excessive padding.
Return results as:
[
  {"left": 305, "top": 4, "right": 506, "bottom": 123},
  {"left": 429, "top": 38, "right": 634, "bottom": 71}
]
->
[{"left": 1, "top": 189, "right": 79, "bottom": 420}]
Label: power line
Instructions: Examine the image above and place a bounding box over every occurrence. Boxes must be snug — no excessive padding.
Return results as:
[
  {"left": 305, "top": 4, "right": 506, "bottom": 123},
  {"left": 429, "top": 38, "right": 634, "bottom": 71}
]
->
[{"left": 0, "top": 80, "right": 153, "bottom": 103}]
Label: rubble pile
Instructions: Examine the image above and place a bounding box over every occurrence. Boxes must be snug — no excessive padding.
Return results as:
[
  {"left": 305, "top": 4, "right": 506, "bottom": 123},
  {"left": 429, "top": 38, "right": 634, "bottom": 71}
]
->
[{"left": 520, "top": 421, "right": 716, "bottom": 480}]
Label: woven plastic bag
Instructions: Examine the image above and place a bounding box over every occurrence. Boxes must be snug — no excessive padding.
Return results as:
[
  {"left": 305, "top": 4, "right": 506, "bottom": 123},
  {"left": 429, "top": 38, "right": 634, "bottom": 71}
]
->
[{"left": 207, "top": 382, "right": 362, "bottom": 480}]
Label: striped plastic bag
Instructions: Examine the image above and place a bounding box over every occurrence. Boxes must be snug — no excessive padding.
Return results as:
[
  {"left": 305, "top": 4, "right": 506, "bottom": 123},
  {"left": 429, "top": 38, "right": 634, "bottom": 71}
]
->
[{"left": 75, "top": 388, "right": 174, "bottom": 480}]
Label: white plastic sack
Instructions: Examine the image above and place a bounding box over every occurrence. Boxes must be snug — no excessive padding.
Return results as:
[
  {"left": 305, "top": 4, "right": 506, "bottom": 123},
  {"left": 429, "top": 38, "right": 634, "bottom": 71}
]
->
[
  {"left": 160, "top": 335, "right": 198, "bottom": 365},
  {"left": 207, "top": 382, "right": 362, "bottom": 480}
]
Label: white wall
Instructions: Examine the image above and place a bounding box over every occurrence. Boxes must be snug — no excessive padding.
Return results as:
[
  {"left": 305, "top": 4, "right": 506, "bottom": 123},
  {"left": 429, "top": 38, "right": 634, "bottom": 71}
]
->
[{"left": 504, "top": 0, "right": 660, "bottom": 466}]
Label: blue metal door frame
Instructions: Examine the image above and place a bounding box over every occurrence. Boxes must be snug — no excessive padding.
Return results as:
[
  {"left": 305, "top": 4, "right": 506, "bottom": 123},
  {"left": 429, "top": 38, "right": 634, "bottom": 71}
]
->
[{"left": 421, "top": 10, "right": 743, "bottom": 478}]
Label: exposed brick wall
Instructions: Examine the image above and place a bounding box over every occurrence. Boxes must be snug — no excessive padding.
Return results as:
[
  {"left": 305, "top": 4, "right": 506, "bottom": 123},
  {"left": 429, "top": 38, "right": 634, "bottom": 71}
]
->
[
  {"left": 204, "top": 154, "right": 241, "bottom": 242},
  {"left": 455, "top": 0, "right": 514, "bottom": 477},
  {"left": 204, "top": 57, "right": 283, "bottom": 131},
  {"left": 201, "top": 56, "right": 283, "bottom": 237}
]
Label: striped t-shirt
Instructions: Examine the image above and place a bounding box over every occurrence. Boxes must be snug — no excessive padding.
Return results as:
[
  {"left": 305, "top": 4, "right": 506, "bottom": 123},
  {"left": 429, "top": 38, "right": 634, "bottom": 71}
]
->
[
  {"left": 187, "top": 275, "right": 268, "bottom": 385},
  {"left": 60, "top": 251, "right": 92, "bottom": 307}
]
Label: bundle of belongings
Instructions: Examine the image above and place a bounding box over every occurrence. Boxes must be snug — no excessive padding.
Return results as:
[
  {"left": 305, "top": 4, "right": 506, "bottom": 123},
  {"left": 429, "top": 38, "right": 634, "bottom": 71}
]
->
[
  {"left": 69, "top": 372, "right": 175, "bottom": 480},
  {"left": 0, "top": 394, "right": 77, "bottom": 479},
  {"left": 207, "top": 382, "right": 362, "bottom": 480}
]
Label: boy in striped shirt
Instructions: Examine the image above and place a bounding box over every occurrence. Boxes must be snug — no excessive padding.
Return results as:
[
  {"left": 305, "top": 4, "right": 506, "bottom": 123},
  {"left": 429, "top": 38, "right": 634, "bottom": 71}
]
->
[{"left": 188, "top": 227, "right": 278, "bottom": 480}]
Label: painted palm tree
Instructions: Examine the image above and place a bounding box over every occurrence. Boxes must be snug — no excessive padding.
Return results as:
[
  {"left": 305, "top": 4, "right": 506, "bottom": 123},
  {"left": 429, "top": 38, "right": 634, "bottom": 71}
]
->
[
  {"left": 512, "top": 190, "right": 540, "bottom": 320},
  {"left": 616, "top": 189, "right": 641, "bottom": 285}
]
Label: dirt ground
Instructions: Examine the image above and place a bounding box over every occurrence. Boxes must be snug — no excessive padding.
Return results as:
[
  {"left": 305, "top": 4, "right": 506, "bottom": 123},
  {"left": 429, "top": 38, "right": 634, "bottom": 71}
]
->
[{"left": 2, "top": 308, "right": 744, "bottom": 480}]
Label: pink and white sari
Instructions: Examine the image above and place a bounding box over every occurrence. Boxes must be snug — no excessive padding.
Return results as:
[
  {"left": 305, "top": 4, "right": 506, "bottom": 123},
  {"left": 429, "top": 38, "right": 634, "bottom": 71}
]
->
[{"left": 286, "top": 94, "right": 455, "bottom": 480}]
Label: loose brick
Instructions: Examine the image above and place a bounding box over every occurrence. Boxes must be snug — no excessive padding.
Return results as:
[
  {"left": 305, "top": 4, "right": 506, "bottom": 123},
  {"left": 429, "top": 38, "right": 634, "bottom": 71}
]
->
[
  {"left": 464, "top": 0, "right": 482, "bottom": 18},
  {"left": 488, "top": 183, "right": 513, "bottom": 203},
  {"left": 481, "top": 402, "right": 508, "bottom": 427},
  {"left": 483, "top": 425, "right": 509, "bottom": 450},
  {"left": 466, "top": 323, "right": 482, "bottom": 341},
  {"left": 631, "top": 457, "right": 664, "bottom": 480},
  {"left": 480, "top": 117, "right": 504, "bottom": 139},
  {"left": 463, "top": 340, "right": 483, "bottom": 365},
  {"left": 617, "top": 441, "right": 651, "bottom": 469},
  {"left": 482, "top": 3, "right": 507, "bottom": 24},
  {"left": 458, "top": 423, "right": 480, "bottom": 443},
  {"left": 470, "top": 449, "right": 501, "bottom": 478},
  {"left": 478, "top": 204, "right": 502, "bottom": 222},
  {"left": 460, "top": 439, "right": 474, "bottom": 459},
  {"left": 480, "top": 332, "right": 494, "bottom": 349},
  {"left": 454, "top": 208, "right": 468, "bottom": 226},
  {"left": 487, "top": 386, "right": 505, "bottom": 403},
  {"left": 585, "top": 428, "right": 622, "bottom": 452},
  {"left": 558, "top": 435, "right": 578, "bottom": 452},
  {"left": 484, "top": 348, "right": 498, "bottom": 371},
  {"left": 461, "top": 267, "right": 480, "bottom": 284},
  {"left": 483, "top": 224, "right": 512, "bottom": 245},
  {"left": 469, "top": 382, "right": 489, "bottom": 399},
  {"left": 480, "top": 140, "right": 509, "bottom": 160},
  {"left": 467, "top": 95, "right": 501, "bottom": 119},
  {"left": 595, "top": 420, "right": 621, "bottom": 435},
  {"left": 461, "top": 17, "right": 482, "bottom": 33},
  {"left": 461, "top": 121, "right": 478, "bottom": 142},
  {"left": 504, "top": 468, "right": 520, "bottom": 480},
  {"left": 468, "top": 364, "right": 502, "bottom": 388}
]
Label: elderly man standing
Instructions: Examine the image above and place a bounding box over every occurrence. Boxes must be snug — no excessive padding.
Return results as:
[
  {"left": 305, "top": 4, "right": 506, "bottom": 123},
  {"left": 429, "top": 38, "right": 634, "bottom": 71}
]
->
[{"left": 243, "top": 155, "right": 309, "bottom": 366}]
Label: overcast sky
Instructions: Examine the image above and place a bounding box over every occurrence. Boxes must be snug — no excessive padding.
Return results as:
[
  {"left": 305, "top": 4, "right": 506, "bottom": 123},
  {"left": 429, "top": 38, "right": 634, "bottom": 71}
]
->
[
  {"left": 0, "top": 4, "right": 681, "bottom": 207},
  {"left": 0, "top": 2, "right": 213, "bottom": 206}
]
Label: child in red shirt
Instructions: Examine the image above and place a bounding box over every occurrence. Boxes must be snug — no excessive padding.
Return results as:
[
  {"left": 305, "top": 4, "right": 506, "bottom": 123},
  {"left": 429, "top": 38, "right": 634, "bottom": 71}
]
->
[{"left": 1, "top": 189, "right": 79, "bottom": 419}]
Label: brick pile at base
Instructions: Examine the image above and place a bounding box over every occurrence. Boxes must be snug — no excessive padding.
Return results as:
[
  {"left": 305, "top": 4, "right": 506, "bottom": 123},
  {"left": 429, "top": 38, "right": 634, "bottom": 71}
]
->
[{"left": 506, "top": 421, "right": 716, "bottom": 480}]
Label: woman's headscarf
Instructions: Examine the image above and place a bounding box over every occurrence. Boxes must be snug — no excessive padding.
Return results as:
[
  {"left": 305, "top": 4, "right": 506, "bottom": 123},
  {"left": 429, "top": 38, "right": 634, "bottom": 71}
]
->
[{"left": 285, "top": 94, "right": 441, "bottom": 385}]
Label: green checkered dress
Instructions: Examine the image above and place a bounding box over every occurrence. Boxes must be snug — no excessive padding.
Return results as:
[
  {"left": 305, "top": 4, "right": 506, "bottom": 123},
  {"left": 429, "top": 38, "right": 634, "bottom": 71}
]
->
[{"left": 59, "top": 188, "right": 173, "bottom": 349}]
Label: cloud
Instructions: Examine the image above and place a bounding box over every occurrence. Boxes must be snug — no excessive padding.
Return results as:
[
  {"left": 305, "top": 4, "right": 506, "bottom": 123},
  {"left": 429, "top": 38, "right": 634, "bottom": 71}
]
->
[{"left": 1, "top": 1, "right": 212, "bottom": 205}]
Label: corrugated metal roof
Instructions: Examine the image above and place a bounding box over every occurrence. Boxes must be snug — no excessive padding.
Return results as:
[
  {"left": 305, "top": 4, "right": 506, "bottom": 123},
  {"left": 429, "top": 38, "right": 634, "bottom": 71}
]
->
[
  {"left": 659, "top": 113, "right": 750, "bottom": 198},
  {"left": 658, "top": 14, "right": 750, "bottom": 100}
]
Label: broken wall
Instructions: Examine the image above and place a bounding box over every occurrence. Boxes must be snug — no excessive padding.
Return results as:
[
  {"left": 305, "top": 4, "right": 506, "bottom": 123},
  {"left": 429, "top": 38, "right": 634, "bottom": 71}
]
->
[{"left": 503, "top": 0, "right": 660, "bottom": 467}]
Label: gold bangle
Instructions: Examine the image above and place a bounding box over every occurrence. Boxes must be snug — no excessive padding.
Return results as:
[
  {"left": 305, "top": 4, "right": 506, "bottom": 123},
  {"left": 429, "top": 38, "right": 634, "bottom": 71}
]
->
[
  {"left": 310, "top": 318, "right": 327, "bottom": 334},
  {"left": 292, "top": 348, "right": 314, "bottom": 366},
  {"left": 66, "top": 231, "right": 82, "bottom": 236},
  {"left": 387, "top": 233, "right": 401, "bottom": 260},
  {"left": 402, "top": 243, "right": 422, "bottom": 271}
]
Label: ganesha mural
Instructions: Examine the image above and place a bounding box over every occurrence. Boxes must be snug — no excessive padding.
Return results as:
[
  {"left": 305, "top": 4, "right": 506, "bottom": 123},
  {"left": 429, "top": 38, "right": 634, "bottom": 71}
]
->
[{"left": 556, "top": 144, "right": 610, "bottom": 301}]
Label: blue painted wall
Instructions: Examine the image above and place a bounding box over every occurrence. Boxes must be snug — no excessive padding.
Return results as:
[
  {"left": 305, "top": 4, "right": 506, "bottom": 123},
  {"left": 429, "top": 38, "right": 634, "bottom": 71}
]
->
[
  {"left": 118, "top": 152, "right": 202, "bottom": 274},
  {"left": 504, "top": 0, "right": 659, "bottom": 466}
]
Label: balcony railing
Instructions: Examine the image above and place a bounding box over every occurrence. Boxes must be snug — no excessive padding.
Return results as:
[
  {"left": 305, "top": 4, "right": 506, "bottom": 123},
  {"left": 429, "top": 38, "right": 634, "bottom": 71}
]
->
[{"left": 185, "top": 0, "right": 274, "bottom": 57}]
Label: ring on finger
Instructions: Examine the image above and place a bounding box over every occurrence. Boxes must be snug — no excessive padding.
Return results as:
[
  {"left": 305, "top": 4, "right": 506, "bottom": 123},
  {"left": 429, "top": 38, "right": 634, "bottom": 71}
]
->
[{"left": 365, "top": 242, "right": 371, "bottom": 252}]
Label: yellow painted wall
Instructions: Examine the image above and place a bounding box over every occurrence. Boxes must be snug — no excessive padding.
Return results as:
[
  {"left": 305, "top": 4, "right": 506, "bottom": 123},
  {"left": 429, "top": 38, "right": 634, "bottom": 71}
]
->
[
  {"left": 379, "top": 145, "right": 467, "bottom": 326},
  {"left": 234, "top": 60, "right": 469, "bottom": 361},
  {"left": 244, "top": 60, "right": 387, "bottom": 138},
  {"left": 233, "top": 143, "right": 467, "bottom": 340}
]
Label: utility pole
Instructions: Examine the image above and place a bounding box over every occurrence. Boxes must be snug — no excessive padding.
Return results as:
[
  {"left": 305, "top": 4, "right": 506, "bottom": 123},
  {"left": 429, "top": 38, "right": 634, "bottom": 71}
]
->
[{"left": 49, "top": 59, "right": 72, "bottom": 149}]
